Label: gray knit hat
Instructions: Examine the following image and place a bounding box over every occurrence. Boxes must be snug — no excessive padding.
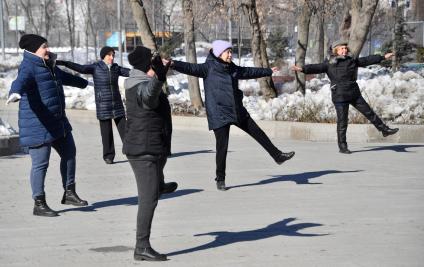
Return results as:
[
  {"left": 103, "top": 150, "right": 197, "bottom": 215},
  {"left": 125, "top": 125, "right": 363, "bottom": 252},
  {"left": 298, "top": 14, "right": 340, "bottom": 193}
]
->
[{"left": 331, "top": 40, "right": 348, "bottom": 49}]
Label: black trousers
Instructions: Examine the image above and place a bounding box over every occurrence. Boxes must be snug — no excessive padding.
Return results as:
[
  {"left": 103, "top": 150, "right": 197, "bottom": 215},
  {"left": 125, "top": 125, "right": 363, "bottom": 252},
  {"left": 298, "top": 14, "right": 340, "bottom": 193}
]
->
[
  {"left": 213, "top": 116, "right": 281, "bottom": 181},
  {"left": 129, "top": 156, "right": 167, "bottom": 249},
  {"left": 334, "top": 96, "right": 385, "bottom": 147},
  {"left": 99, "top": 116, "right": 126, "bottom": 161}
]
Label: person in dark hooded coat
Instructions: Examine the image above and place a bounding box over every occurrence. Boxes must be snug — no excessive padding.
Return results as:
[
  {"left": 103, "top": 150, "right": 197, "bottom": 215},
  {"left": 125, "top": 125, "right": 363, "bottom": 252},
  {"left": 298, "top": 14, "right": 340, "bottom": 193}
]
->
[
  {"left": 166, "top": 40, "right": 295, "bottom": 191},
  {"left": 57, "top": 46, "right": 130, "bottom": 164},
  {"left": 292, "top": 40, "right": 398, "bottom": 154},
  {"left": 123, "top": 46, "right": 177, "bottom": 261}
]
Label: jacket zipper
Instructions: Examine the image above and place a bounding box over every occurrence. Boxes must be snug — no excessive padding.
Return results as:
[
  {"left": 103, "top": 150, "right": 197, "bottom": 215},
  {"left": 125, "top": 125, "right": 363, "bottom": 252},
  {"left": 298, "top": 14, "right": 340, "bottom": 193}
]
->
[
  {"left": 108, "top": 67, "right": 115, "bottom": 118},
  {"left": 44, "top": 59, "right": 65, "bottom": 136}
]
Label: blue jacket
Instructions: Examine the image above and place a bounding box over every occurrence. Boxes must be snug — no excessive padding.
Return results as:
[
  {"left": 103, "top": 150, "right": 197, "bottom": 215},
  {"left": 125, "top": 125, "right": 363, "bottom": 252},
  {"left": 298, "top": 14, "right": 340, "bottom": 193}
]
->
[
  {"left": 58, "top": 60, "right": 130, "bottom": 120},
  {"left": 173, "top": 51, "right": 272, "bottom": 130},
  {"left": 9, "top": 51, "right": 88, "bottom": 147}
]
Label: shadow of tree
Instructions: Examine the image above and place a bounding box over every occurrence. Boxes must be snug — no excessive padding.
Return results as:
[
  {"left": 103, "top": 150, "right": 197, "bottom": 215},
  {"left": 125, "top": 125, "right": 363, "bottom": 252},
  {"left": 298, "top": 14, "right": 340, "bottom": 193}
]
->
[
  {"left": 353, "top": 144, "right": 424, "bottom": 153},
  {"left": 227, "top": 170, "right": 362, "bottom": 190},
  {"left": 168, "top": 217, "right": 328, "bottom": 256},
  {"left": 58, "top": 189, "right": 203, "bottom": 213}
]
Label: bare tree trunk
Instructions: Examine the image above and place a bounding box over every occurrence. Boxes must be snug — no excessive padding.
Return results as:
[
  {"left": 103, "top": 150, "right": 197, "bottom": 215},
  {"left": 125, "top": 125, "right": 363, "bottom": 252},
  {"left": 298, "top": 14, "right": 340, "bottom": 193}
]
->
[
  {"left": 241, "top": 0, "right": 276, "bottom": 100},
  {"left": 295, "top": 2, "right": 312, "bottom": 94},
  {"left": 43, "top": 0, "right": 53, "bottom": 40},
  {"left": 86, "top": 0, "right": 98, "bottom": 60},
  {"left": 19, "top": 0, "right": 39, "bottom": 34},
  {"left": 316, "top": 11, "right": 325, "bottom": 63},
  {"left": 348, "top": 0, "right": 379, "bottom": 56},
  {"left": 65, "top": 0, "right": 75, "bottom": 61},
  {"left": 129, "top": 0, "right": 157, "bottom": 50},
  {"left": 182, "top": 0, "right": 204, "bottom": 111},
  {"left": 339, "top": 5, "right": 352, "bottom": 41}
]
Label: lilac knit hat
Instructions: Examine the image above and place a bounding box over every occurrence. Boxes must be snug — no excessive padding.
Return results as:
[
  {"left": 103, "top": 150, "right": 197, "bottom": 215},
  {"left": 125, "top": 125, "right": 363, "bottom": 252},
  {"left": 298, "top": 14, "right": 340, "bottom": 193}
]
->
[{"left": 212, "top": 40, "right": 232, "bottom": 57}]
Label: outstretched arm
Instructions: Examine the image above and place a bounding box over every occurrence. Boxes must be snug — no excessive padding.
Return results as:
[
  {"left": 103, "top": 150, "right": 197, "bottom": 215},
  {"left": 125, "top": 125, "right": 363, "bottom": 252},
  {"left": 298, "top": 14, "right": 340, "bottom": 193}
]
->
[
  {"left": 119, "top": 66, "right": 131, "bottom": 77},
  {"left": 357, "top": 52, "right": 394, "bottom": 67},
  {"left": 56, "top": 60, "right": 95, "bottom": 75},
  {"left": 291, "top": 62, "right": 328, "bottom": 74},
  {"left": 56, "top": 67, "right": 88, "bottom": 88},
  {"left": 170, "top": 60, "right": 208, "bottom": 78},
  {"left": 234, "top": 66, "right": 274, "bottom": 80},
  {"left": 9, "top": 64, "right": 33, "bottom": 97}
]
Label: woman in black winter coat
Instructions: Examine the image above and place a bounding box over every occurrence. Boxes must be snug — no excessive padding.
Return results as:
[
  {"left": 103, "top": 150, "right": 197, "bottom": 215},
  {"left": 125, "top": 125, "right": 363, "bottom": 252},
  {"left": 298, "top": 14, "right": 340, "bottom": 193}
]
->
[
  {"left": 292, "top": 40, "right": 399, "bottom": 154},
  {"left": 167, "top": 40, "right": 295, "bottom": 190},
  {"left": 57, "top": 46, "right": 130, "bottom": 164}
]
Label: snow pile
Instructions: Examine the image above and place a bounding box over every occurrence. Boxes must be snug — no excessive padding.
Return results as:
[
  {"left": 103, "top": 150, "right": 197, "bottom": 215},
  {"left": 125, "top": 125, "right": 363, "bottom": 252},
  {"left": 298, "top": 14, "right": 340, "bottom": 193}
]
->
[
  {"left": 0, "top": 117, "right": 17, "bottom": 136},
  {"left": 1, "top": 49, "right": 424, "bottom": 124}
]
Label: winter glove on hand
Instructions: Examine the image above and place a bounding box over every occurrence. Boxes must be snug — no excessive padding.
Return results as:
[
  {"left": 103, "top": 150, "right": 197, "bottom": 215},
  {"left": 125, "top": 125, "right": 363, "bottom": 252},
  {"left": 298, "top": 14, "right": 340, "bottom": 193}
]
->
[
  {"left": 6, "top": 93, "right": 21, "bottom": 105},
  {"left": 151, "top": 55, "right": 170, "bottom": 81}
]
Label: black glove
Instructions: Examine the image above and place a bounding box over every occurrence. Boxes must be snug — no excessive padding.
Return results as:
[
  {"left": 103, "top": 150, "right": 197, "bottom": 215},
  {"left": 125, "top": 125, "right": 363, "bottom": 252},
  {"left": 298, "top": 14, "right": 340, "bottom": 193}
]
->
[{"left": 151, "top": 55, "right": 170, "bottom": 81}]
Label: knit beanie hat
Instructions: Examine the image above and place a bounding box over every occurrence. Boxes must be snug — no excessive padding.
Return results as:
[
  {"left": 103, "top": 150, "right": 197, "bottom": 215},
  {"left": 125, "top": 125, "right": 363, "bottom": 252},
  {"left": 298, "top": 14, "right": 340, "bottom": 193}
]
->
[
  {"left": 19, "top": 34, "right": 47, "bottom": 53},
  {"left": 331, "top": 39, "right": 348, "bottom": 49},
  {"left": 100, "top": 46, "right": 115, "bottom": 59},
  {"left": 212, "top": 40, "right": 232, "bottom": 58},
  {"left": 128, "top": 46, "right": 153, "bottom": 72}
]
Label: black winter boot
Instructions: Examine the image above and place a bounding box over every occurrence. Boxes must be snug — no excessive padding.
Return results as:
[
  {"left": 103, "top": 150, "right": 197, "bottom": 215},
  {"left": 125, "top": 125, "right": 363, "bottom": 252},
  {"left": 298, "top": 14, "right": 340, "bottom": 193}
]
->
[
  {"left": 61, "top": 183, "right": 88, "bottom": 206},
  {"left": 134, "top": 247, "right": 167, "bottom": 261},
  {"left": 216, "top": 180, "right": 227, "bottom": 191},
  {"left": 160, "top": 182, "right": 178, "bottom": 194},
  {"left": 382, "top": 126, "right": 399, "bottom": 137},
  {"left": 275, "top": 151, "right": 295, "bottom": 165},
  {"left": 338, "top": 143, "right": 352, "bottom": 154},
  {"left": 33, "top": 195, "right": 59, "bottom": 217}
]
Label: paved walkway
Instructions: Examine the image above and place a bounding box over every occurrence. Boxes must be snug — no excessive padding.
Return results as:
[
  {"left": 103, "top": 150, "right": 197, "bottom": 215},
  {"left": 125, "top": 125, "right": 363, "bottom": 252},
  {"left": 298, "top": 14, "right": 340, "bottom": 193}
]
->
[{"left": 0, "top": 113, "right": 423, "bottom": 266}]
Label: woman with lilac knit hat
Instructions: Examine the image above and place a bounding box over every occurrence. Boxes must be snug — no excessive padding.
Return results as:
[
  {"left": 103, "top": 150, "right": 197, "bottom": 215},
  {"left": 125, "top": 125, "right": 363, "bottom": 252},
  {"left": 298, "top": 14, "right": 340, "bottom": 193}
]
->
[{"left": 166, "top": 40, "right": 295, "bottom": 191}]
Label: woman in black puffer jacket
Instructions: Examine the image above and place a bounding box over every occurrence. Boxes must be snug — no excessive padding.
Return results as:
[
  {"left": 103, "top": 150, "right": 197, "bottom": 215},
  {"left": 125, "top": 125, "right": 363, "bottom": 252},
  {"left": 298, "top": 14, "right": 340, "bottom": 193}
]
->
[
  {"left": 57, "top": 46, "right": 130, "bottom": 164},
  {"left": 168, "top": 40, "right": 295, "bottom": 190},
  {"left": 292, "top": 40, "right": 398, "bottom": 154}
]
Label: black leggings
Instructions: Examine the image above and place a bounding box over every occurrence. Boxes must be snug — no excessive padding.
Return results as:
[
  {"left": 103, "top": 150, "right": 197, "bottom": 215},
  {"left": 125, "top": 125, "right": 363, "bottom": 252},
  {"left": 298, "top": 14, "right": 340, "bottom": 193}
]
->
[
  {"left": 334, "top": 96, "right": 385, "bottom": 147},
  {"left": 213, "top": 116, "right": 281, "bottom": 181}
]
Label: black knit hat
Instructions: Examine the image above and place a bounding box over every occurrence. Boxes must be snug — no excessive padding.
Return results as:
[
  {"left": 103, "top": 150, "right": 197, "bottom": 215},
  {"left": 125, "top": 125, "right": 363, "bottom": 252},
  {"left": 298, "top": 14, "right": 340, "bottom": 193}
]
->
[
  {"left": 19, "top": 34, "right": 47, "bottom": 53},
  {"left": 128, "top": 46, "right": 152, "bottom": 72},
  {"left": 100, "top": 46, "right": 115, "bottom": 59}
]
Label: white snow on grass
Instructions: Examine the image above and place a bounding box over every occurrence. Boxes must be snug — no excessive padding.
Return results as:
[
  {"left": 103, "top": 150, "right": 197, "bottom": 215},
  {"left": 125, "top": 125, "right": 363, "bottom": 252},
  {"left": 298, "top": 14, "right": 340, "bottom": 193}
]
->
[{"left": 1, "top": 48, "right": 424, "bottom": 124}]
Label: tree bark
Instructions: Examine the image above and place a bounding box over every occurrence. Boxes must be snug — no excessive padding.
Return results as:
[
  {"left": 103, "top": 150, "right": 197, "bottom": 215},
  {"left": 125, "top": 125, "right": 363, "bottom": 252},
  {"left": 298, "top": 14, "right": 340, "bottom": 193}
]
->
[
  {"left": 295, "top": 2, "right": 312, "bottom": 94},
  {"left": 347, "top": 0, "right": 379, "bottom": 56},
  {"left": 182, "top": 0, "right": 204, "bottom": 111},
  {"left": 129, "top": 0, "right": 157, "bottom": 50},
  {"left": 241, "top": 0, "right": 276, "bottom": 100}
]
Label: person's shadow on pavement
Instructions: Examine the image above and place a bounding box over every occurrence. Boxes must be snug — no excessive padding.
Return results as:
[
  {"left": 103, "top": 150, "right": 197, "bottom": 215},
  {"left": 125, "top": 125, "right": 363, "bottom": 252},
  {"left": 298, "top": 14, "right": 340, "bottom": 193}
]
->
[
  {"left": 169, "top": 149, "right": 214, "bottom": 158},
  {"left": 168, "top": 217, "right": 328, "bottom": 256},
  {"left": 58, "top": 189, "right": 203, "bottom": 213},
  {"left": 226, "top": 170, "right": 362, "bottom": 190},
  {"left": 352, "top": 144, "right": 424, "bottom": 153}
]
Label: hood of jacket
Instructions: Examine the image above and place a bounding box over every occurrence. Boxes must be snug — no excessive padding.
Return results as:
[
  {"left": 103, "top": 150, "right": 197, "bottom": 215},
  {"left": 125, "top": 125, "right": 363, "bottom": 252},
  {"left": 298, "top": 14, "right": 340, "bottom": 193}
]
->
[{"left": 124, "top": 69, "right": 151, "bottom": 89}]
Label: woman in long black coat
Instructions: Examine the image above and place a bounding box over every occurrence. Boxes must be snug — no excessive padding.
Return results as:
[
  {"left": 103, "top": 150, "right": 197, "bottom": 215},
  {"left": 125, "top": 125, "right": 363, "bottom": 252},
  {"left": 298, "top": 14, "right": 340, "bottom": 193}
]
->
[
  {"left": 292, "top": 40, "right": 398, "bottom": 154},
  {"left": 168, "top": 40, "right": 295, "bottom": 190}
]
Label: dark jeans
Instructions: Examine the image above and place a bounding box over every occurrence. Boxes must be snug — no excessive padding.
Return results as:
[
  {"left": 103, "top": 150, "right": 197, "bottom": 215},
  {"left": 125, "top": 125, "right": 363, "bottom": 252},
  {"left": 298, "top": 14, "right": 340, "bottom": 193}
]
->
[
  {"left": 99, "top": 116, "right": 126, "bottom": 161},
  {"left": 28, "top": 132, "right": 76, "bottom": 199},
  {"left": 334, "top": 96, "right": 385, "bottom": 147},
  {"left": 213, "top": 116, "right": 281, "bottom": 181},
  {"left": 129, "top": 156, "right": 167, "bottom": 248}
]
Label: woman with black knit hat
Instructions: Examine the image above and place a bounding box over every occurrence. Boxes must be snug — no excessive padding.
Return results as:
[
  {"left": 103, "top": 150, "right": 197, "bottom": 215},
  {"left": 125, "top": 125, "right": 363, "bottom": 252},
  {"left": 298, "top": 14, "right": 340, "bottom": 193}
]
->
[
  {"left": 165, "top": 40, "right": 295, "bottom": 191},
  {"left": 57, "top": 46, "right": 129, "bottom": 164},
  {"left": 123, "top": 46, "right": 175, "bottom": 261},
  {"left": 7, "top": 34, "right": 89, "bottom": 217},
  {"left": 292, "top": 40, "right": 399, "bottom": 154}
]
